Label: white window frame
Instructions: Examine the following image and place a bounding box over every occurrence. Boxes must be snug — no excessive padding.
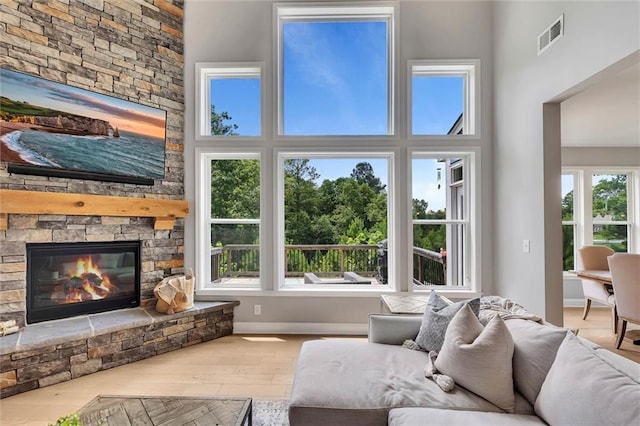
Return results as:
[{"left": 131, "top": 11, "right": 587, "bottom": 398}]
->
[
  {"left": 562, "top": 167, "right": 639, "bottom": 272},
  {"left": 409, "top": 148, "right": 480, "bottom": 294},
  {"left": 589, "top": 170, "right": 634, "bottom": 251},
  {"left": 276, "top": 150, "right": 396, "bottom": 292},
  {"left": 193, "top": 3, "right": 484, "bottom": 299},
  {"left": 196, "top": 149, "right": 264, "bottom": 290},
  {"left": 561, "top": 171, "right": 580, "bottom": 272},
  {"left": 408, "top": 59, "right": 480, "bottom": 138},
  {"left": 275, "top": 3, "right": 397, "bottom": 137},
  {"left": 195, "top": 62, "right": 265, "bottom": 140}
]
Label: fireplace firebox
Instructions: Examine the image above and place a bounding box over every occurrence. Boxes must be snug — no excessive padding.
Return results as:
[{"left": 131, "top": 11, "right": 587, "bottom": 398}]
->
[{"left": 26, "top": 241, "right": 141, "bottom": 324}]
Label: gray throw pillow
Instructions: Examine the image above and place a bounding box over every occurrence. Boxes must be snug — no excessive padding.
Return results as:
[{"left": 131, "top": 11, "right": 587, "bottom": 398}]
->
[{"left": 414, "top": 292, "right": 480, "bottom": 352}]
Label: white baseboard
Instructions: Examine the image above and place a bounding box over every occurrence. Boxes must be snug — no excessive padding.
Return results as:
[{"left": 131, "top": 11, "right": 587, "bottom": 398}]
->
[
  {"left": 563, "top": 298, "right": 585, "bottom": 308},
  {"left": 564, "top": 298, "right": 612, "bottom": 308},
  {"left": 233, "top": 322, "right": 368, "bottom": 335}
]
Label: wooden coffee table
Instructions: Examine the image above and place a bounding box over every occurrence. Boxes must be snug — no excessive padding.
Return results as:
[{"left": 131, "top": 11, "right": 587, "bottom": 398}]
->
[{"left": 78, "top": 395, "right": 252, "bottom": 426}]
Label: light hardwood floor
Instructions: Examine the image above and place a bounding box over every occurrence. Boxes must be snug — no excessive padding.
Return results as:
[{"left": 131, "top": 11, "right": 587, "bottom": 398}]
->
[{"left": 1, "top": 307, "right": 638, "bottom": 426}]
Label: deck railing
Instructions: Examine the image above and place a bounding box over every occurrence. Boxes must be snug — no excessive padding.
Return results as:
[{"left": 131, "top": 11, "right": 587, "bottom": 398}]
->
[
  {"left": 413, "top": 247, "right": 447, "bottom": 285},
  {"left": 210, "top": 244, "right": 446, "bottom": 284}
]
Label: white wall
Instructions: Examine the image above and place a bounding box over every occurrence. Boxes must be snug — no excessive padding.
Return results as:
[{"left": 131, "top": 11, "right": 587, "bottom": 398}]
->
[
  {"left": 562, "top": 147, "right": 640, "bottom": 168},
  {"left": 561, "top": 64, "right": 640, "bottom": 148},
  {"left": 492, "top": 1, "right": 640, "bottom": 324},
  {"left": 183, "top": 1, "right": 494, "bottom": 332}
]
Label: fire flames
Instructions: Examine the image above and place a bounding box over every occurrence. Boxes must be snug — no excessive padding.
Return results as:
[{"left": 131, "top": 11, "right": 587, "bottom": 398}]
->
[{"left": 61, "top": 257, "right": 118, "bottom": 303}]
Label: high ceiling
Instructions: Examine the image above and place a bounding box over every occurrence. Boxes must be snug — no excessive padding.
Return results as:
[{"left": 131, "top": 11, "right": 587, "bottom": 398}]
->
[{"left": 561, "top": 62, "right": 640, "bottom": 147}]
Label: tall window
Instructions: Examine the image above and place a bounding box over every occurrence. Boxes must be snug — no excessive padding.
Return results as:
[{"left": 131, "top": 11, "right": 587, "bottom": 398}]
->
[
  {"left": 562, "top": 169, "right": 637, "bottom": 271},
  {"left": 412, "top": 154, "right": 473, "bottom": 288},
  {"left": 278, "top": 154, "right": 391, "bottom": 287},
  {"left": 205, "top": 154, "right": 261, "bottom": 287},
  {"left": 561, "top": 173, "right": 576, "bottom": 271},
  {"left": 195, "top": 3, "right": 482, "bottom": 295},
  {"left": 277, "top": 5, "right": 395, "bottom": 135}
]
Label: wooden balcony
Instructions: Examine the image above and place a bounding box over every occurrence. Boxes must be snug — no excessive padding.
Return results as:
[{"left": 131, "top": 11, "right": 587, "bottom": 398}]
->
[{"left": 210, "top": 244, "right": 446, "bottom": 285}]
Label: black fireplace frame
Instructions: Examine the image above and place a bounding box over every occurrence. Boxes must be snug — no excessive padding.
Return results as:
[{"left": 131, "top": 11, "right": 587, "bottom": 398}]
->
[{"left": 26, "top": 241, "right": 141, "bottom": 324}]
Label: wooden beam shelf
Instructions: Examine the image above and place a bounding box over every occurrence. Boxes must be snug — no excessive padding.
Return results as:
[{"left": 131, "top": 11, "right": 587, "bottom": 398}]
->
[{"left": 0, "top": 189, "right": 189, "bottom": 231}]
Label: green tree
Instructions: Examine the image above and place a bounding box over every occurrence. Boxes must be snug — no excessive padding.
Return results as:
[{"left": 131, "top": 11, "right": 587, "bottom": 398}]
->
[
  {"left": 351, "top": 162, "right": 385, "bottom": 193},
  {"left": 211, "top": 159, "right": 259, "bottom": 219},
  {"left": 211, "top": 105, "right": 238, "bottom": 135},
  {"left": 210, "top": 159, "right": 260, "bottom": 247},
  {"left": 412, "top": 199, "right": 430, "bottom": 219},
  {"left": 284, "top": 159, "right": 321, "bottom": 244},
  {"left": 411, "top": 199, "right": 446, "bottom": 252},
  {"left": 592, "top": 175, "right": 627, "bottom": 221},
  {"left": 561, "top": 190, "right": 574, "bottom": 221},
  {"left": 592, "top": 175, "right": 627, "bottom": 251}
]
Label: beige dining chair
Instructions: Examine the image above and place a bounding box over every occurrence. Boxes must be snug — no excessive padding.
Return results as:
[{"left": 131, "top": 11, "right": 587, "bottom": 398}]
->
[
  {"left": 578, "top": 245, "right": 617, "bottom": 332},
  {"left": 607, "top": 253, "right": 640, "bottom": 349}
]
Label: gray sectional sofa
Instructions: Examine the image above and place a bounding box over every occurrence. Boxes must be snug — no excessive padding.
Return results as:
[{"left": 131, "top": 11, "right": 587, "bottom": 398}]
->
[{"left": 289, "top": 312, "right": 640, "bottom": 425}]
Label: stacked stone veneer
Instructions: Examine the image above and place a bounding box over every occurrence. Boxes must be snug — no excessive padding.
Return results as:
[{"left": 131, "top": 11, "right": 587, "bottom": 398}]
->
[
  {"left": 0, "top": 1, "right": 186, "bottom": 327},
  {"left": 0, "top": 302, "right": 238, "bottom": 398}
]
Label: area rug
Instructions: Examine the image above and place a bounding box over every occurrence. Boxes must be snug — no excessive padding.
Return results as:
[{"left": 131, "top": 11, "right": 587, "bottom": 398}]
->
[{"left": 253, "top": 399, "right": 290, "bottom": 426}]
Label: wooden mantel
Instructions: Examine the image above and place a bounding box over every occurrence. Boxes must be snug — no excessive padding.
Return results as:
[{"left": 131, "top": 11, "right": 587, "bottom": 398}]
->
[{"left": 0, "top": 189, "right": 189, "bottom": 231}]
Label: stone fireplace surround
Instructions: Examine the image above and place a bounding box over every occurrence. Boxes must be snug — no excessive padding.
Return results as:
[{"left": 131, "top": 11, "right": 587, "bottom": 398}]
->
[
  {"left": 0, "top": 189, "right": 189, "bottom": 328},
  {"left": 0, "top": 190, "right": 223, "bottom": 399},
  {"left": 0, "top": 0, "right": 193, "bottom": 400},
  {"left": 0, "top": 301, "right": 239, "bottom": 399}
]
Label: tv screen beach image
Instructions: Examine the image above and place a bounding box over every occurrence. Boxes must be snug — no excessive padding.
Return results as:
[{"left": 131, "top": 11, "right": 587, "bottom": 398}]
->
[{"left": 0, "top": 69, "right": 166, "bottom": 181}]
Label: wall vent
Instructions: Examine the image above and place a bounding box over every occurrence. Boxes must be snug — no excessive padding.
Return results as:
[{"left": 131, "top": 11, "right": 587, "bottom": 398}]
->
[{"left": 538, "top": 14, "right": 564, "bottom": 55}]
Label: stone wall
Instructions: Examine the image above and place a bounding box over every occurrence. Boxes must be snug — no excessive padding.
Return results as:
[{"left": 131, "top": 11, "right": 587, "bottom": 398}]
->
[
  {"left": 0, "top": 1, "right": 185, "bottom": 326},
  {"left": 0, "top": 302, "right": 238, "bottom": 398}
]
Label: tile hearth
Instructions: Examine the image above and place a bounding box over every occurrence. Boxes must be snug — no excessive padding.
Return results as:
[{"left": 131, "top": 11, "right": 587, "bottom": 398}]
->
[{"left": 0, "top": 301, "right": 239, "bottom": 398}]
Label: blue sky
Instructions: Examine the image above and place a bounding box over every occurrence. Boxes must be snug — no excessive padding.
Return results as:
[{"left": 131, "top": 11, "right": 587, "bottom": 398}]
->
[
  {"left": 208, "top": 20, "right": 460, "bottom": 210},
  {"left": 282, "top": 21, "right": 388, "bottom": 136},
  {"left": 210, "top": 77, "right": 260, "bottom": 136},
  {"left": 412, "top": 76, "right": 463, "bottom": 135}
]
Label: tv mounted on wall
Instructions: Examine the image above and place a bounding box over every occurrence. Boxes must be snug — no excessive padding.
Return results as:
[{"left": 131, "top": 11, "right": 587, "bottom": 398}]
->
[{"left": 0, "top": 68, "right": 167, "bottom": 185}]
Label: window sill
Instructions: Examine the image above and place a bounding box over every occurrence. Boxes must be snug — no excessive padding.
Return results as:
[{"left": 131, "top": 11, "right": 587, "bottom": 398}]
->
[{"left": 195, "top": 287, "right": 481, "bottom": 299}]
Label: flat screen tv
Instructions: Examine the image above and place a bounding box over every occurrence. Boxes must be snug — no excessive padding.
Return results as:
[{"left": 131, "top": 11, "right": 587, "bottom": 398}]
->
[{"left": 0, "top": 68, "right": 167, "bottom": 185}]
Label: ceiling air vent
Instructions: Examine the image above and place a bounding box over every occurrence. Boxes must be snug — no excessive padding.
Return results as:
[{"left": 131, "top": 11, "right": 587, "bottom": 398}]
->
[{"left": 538, "top": 14, "right": 564, "bottom": 55}]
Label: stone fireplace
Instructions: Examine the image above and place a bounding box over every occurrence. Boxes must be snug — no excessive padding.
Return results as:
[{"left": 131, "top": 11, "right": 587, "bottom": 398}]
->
[
  {"left": 26, "top": 241, "right": 141, "bottom": 324},
  {"left": 0, "top": 190, "right": 189, "bottom": 328},
  {"left": 0, "top": 0, "right": 188, "bottom": 328},
  {"left": 0, "top": 0, "right": 233, "bottom": 400}
]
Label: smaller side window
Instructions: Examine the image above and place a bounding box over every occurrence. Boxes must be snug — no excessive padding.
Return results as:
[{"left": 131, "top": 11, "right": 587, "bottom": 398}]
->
[
  {"left": 196, "top": 63, "right": 262, "bottom": 138},
  {"left": 561, "top": 173, "right": 577, "bottom": 271},
  {"left": 592, "top": 173, "right": 628, "bottom": 252},
  {"left": 205, "top": 153, "right": 261, "bottom": 288},
  {"left": 409, "top": 60, "right": 478, "bottom": 137},
  {"left": 411, "top": 153, "right": 473, "bottom": 289}
]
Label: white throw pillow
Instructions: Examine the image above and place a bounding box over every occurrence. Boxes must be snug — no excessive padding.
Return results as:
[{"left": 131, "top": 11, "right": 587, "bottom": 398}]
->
[{"left": 434, "top": 304, "right": 516, "bottom": 413}]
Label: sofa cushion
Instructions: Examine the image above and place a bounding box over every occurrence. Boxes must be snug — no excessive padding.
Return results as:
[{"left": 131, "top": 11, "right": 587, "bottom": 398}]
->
[
  {"left": 415, "top": 292, "right": 480, "bottom": 352},
  {"left": 504, "top": 319, "right": 568, "bottom": 405},
  {"left": 288, "top": 340, "right": 533, "bottom": 426},
  {"left": 388, "top": 407, "right": 546, "bottom": 425},
  {"left": 535, "top": 333, "right": 640, "bottom": 426},
  {"left": 435, "top": 304, "right": 515, "bottom": 413}
]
